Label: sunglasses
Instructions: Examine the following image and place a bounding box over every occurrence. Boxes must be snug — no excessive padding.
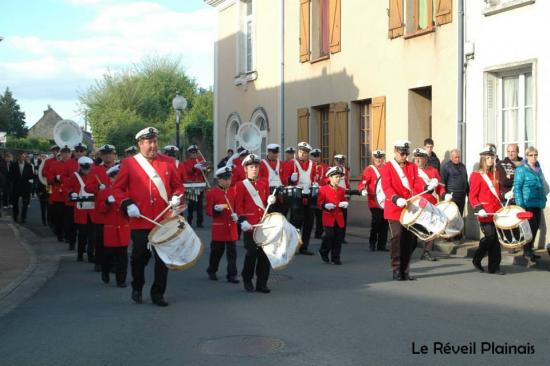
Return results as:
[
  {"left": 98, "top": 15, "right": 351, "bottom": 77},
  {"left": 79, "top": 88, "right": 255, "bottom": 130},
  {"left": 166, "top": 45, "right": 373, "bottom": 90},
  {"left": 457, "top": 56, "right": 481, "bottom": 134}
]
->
[
  {"left": 528, "top": 154, "right": 538, "bottom": 157},
  {"left": 398, "top": 151, "right": 409, "bottom": 156}
]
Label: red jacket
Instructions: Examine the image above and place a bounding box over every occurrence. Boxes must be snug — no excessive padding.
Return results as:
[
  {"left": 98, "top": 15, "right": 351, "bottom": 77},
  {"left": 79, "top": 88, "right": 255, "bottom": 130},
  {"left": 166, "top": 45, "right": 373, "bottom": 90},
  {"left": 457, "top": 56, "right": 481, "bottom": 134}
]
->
[
  {"left": 46, "top": 159, "right": 71, "bottom": 203},
  {"left": 314, "top": 162, "right": 329, "bottom": 186},
  {"left": 318, "top": 184, "right": 347, "bottom": 227},
  {"left": 175, "top": 160, "right": 188, "bottom": 183},
  {"left": 381, "top": 160, "right": 424, "bottom": 220},
  {"left": 417, "top": 166, "right": 446, "bottom": 205},
  {"left": 183, "top": 157, "right": 205, "bottom": 183},
  {"left": 84, "top": 165, "right": 111, "bottom": 224},
  {"left": 206, "top": 186, "right": 238, "bottom": 241},
  {"left": 234, "top": 178, "right": 269, "bottom": 226},
  {"left": 357, "top": 165, "right": 382, "bottom": 208},
  {"left": 230, "top": 158, "right": 245, "bottom": 187},
  {"left": 259, "top": 158, "right": 287, "bottom": 188},
  {"left": 97, "top": 188, "right": 130, "bottom": 247},
  {"left": 42, "top": 157, "right": 56, "bottom": 204},
  {"left": 65, "top": 171, "right": 93, "bottom": 224},
  {"left": 64, "top": 159, "right": 79, "bottom": 206},
  {"left": 112, "top": 154, "right": 184, "bottom": 230},
  {"left": 336, "top": 166, "right": 351, "bottom": 189},
  {"left": 469, "top": 171, "right": 502, "bottom": 223}
]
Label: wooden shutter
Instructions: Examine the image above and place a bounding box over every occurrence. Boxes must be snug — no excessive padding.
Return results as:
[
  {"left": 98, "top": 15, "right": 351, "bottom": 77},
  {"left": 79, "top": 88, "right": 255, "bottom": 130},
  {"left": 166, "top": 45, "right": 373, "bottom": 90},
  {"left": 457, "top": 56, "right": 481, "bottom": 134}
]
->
[
  {"left": 388, "top": 0, "right": 404, "bottom": 39},
  {"left": 329, "top": 0, "right": 341, "bottom": 54},
  {"left": 298, "top": 108, "right": 310, "bottom": 142},
  {"left": 435, "top": 0, "right": 453, "bottom": 26},
  {"left": 300, "top": 0, "right": 310, "bottom": 63},
  {"left": 371, "top": 97, "right": 386, "bottom": 151},
  {"left": 329, "top": 102, "right": 348, "bottom": 160}
]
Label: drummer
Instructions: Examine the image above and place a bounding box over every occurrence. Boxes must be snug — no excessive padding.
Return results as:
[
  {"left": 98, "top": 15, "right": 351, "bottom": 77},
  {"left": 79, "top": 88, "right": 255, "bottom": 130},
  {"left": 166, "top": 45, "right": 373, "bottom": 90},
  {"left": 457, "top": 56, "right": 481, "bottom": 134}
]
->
[
  {"left": 284, "top": 147, "right": 296, "bottom": 163},
  {"left": 259, "top": 143, "right": 287, "bottom": 214},
  {"left": 412, "top": 147, "right": 452, "bottom": 261},
  {"left": 183, "top": 144, "right": 206, "bottom": 228},
  {"left": 234, "top": 154, "right": 274, "bottom": 293},
  {"left": 163, "top": 145, "right": 187, "bottom": 185},
  {"left": 381, "top": 140, "right": 436, "bottom": 281},
  {"left": 112, "top": 127, "right": 184, "bottom": 306},
  {"left": 229, "top": 147, "right": 249, "bottom": 187},
  {"left": 357, "top": 150, "right": 388, "bottom": 251},
  {"left": 311, "top": 148, "right": 328, "bottom": 239},
  {"left": 469, "top": 145, "right": 504, "bottom": 275},
  {"left": 206, "top": 166, "right": 240, "bottom": 284},
  {"left": 318, "top": 167, "right": 349, "bottom": 265},
  {"left": 42, "top": 145, "right": 60, "bottom": 229},
  {"left": 333, "top": 154, "right": 350, "bottom": 242}
]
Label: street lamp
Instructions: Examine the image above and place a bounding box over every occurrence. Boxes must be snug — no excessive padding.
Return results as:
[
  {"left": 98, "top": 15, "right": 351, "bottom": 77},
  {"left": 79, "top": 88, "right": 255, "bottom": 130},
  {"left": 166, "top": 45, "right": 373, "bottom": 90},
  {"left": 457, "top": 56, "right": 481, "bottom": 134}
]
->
[{"left": 171, "top": 91, "right": 187, "bottom": 152}]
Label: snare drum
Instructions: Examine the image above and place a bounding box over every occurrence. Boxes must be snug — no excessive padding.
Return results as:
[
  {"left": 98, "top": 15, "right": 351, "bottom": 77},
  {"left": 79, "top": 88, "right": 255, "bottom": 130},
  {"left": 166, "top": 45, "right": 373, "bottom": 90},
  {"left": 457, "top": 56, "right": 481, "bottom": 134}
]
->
[
  {"left": 375, "top": 178, "right": 385, "bottom": 209},
  {"left": 184, "top": 182, "right": 207, "bottom": 202},
  {"left": 400, "top": 196, "right": 448, "bottom": 241},
  {"left": 494, "top": 205, "right": 533, "bottom": 249},
  {"left": 435, "top": 200, "right": 464, "bottom": 239},
  {"left": 147, "top": 216, "right": 203, "bottom": 270},
  {"left": 282, "top": 186, "right": 303, "bottom": 209},
  {"left": 309, "top": 185, "right": 320, "bottom": 209}
]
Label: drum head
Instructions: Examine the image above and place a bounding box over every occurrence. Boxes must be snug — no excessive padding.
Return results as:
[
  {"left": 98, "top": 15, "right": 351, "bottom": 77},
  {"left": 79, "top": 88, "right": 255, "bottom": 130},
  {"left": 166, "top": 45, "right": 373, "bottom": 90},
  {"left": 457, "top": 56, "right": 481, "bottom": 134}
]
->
[
  {"left": 375, "top": 178, "right": 385, "bottom": 209},
  {"left": 436, "top": 200, "right": 459, "bottom": 218},
  {"left": 400, "top": 197, "right": 423, "bottom": 226},
  {"left": 148, "top": 216, "right": 185, "bottom": 245},
  {"left": 253, "top": 213, "right": 286, "bottom": 245},
  {"left": 494, "top": 205, "right": 523, "bottom": 229}
]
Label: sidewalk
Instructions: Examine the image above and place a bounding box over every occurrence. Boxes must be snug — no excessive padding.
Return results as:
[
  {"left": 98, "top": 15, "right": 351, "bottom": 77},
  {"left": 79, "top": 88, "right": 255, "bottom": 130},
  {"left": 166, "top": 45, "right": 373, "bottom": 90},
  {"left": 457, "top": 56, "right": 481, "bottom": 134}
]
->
[{"left": 0, "top": 216, "right": 34, "bottom": 296}]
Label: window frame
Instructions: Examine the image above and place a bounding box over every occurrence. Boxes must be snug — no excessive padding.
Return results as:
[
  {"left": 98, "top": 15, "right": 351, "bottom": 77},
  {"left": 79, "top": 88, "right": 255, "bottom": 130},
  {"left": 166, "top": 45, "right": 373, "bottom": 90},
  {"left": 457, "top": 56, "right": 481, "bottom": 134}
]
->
[
  {"left": 359, "top": 100, "right": 372, "bottom": 169},
  {"left": 317, "top": 106, "right": 330, "bottom": 164}
]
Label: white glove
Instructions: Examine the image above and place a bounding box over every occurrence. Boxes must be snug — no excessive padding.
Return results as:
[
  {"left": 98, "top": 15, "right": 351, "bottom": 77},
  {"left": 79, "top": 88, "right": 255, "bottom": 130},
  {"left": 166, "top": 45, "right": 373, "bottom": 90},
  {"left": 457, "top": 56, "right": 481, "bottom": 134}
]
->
[
  {"left": 444, "top": 193, "right": 453, "bottom": 202},
  {"left": 504, "top": 190, "right": 514, "bottom": 200},
  {"left": 70, "top": 193, "right": 78, "bottom": 200},
  {"left": 28, "top": 179, "right": 34, "bottom": 183},
  {"left": 194, "top": 163, "right": 203, "bottom": 170},
  {"left": 214, "top": 204, "right": 225, "bottom": 212},
  {"left": 267, "top": 195, "right": 276, "bottom": 205},
  {"left": 107, "top": 195, "right": 116, "bottom": 204},
  {"left": 127, "top": 204, "right": 140, "bottom": 218},
  {"left": 361, "top": 189, "right": 368, "bottom": 197},
  {"left": 396, "top": 198, "right": 407, "bottom": 208},
  {"left": 427, "top": 178, "right": 438, "bottom": 191},
  {"left": 56, "top": 174, "right": 61, "bottom": 181},
  {"left": 312, "top": 182, "right": 319, "bottom": 187},
  {"left": 478, "top": 209, "right": 488, "bottom": 218},
  {"left": 231, "top": 213, "right": 238, "bottom": 222},
  {"left": 240, "top": 220, "right": 253, "bottom": 231},
  {"left": 98, "top": 183, "right": 106, "bottom": 190},
  {"left": 324, "top": 203, "right": 336, "bottom": 210},
  {"left": 338, "top": 201, "right": 349, "bottom": 209},
  {"left": 290, "top": 172, "right": 298, "bottom": 182},
  {"left": 169, "top": 195, "right": 181, "bottom": 208}
]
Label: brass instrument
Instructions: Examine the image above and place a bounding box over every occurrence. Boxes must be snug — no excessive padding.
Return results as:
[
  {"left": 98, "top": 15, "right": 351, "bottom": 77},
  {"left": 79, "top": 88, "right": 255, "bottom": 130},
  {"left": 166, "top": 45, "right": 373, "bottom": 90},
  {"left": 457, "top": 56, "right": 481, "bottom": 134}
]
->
[{"left": 196, "top": 149, "right": 212, "bottom": 187}]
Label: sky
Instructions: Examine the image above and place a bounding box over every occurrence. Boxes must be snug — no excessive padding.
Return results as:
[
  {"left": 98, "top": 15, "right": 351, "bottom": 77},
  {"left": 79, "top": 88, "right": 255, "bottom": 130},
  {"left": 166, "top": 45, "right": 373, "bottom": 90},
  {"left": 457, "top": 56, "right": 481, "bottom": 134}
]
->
[{"left": 0, "top": 0, "right": 215, "bottom": 128}]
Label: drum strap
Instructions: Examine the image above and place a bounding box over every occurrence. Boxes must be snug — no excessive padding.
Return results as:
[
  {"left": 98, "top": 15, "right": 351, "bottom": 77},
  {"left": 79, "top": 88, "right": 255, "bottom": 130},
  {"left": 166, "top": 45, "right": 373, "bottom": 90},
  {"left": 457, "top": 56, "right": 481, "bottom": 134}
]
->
[
  {"left": 370, "top": 165, "right": 381, "bottom": 179},
  {"left": 243, "top": 179, "right": 265, "bottom": 210},
  {"left": 262, "top": 159, "right": 283, "bottom": 187},
  {"left": 418, "top": 168, "right": 438, "bottom": 200},
  {"left": 294, "top": 159, "right": 312, "bottom": 192},
  {"left": 338, "top": 167, "right": 347, "bottom": 189},
  {"left": 481, "top": 172, "right": 501, "bottom": 203},
  {"left": 390, "top": 159, "right": 412, "bottom": 192},
  {"left": 74, "top": 172, "right": 94, "bottom": 209},
  {"left": 134, "top": 154, "right": 169, "bottom": 204}
]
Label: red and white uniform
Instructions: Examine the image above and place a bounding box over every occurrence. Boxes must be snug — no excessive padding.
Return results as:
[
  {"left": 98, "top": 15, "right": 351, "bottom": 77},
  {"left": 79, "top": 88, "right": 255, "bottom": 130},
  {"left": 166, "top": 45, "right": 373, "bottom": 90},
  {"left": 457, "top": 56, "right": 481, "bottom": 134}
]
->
[
  {"left": 314, "top": 162, "right": 329, "bottom": 186},
  {"left": 230, "top": 157, "right": 245, "bottom": 187},
  {"left": 234, "top": 178, "right": 269, "bottom": 226},
  {"left": 65, "top": 172, "right": 94, "bottom": 224},
  {"left": 259, "top": 158, "right": 286, "bottom": 188},
  {"left": 282, "top": 159, "right": 316, "bottom": 190},
  {"left": 112, "top": 154, "right": 184, "bottom": 230},
  {"left": 84, "top": 164, "right": 111, "bottom": 225},
  {"left": 63, "top": 159, "right": 79, "bottom": 206},
  {"left": 46, "top": 159, "right": 71, "bottom": 203},
  {"left": 469, "top": 171, "right": 502, "bottom": 223},
  {"left": 206, "top": 186, "right": 238, "bottom": 241},
  {"left": 41, "top": 156, "right": 57, "bottom": 204},
  {"left": 417, "top": 166, "right": 445, "bottom": 205},
  {"left": 96, "top": 188, "right": 131, "bottom": 247},
  {"left": 183, "top": 157, "right": 206, "bottom": 183},
  {"left": 318, "top": 184, "right": 347, "bottom": 227},
  {"left": 381, "top": 160, "right": 424, "bottom": 220},
  {"left": 336, "top": 166, "right": 351, "bottom": 190},
  {"left": 357, "top": 165, "right": 382, "bottom": 208}
]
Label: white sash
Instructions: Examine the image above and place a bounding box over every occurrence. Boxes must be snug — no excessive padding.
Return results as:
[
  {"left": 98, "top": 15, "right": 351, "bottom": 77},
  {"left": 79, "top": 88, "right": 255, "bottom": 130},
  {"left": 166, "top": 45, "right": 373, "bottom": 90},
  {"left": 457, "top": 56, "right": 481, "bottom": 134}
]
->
[
  {"left": 418, "top": 168, "right": 438, "bottom": 200},
  {"left": 294, "top": 159, "right": 312, "bottom": 194},
  {"left": 262, "top": 159, "right": 283, "bottom": 187},
  {"left": 480, "top": 172, "right": 501, "bottom": 202},
  {"left": 338, "top": 167, "right": 347, "bottom": 189},
  {"left": 74, "top": 172, "right": 95, "bottom": 210},
  {"left": 390, "top": 159, "right": 412, "bottom": 192},
  {"left": 134, "top": 154, "right": 169, "bottom": 204},
  {"left": 370, "top": 165, "right": 381, "bottom": 179},
  {"left": 243, "top": 179, "right": 265, "bottom": 210}
]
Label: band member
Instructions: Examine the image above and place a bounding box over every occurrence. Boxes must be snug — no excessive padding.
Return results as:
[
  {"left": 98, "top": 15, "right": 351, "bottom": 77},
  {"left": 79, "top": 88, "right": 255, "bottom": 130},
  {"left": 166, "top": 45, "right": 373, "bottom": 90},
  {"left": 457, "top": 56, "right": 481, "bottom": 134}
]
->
[
  {"left": 412, "top": 147, "right": 451, "bottom": 261},
  {"left": 235, "top": 154, "right": 273, "bottom": 293},
  {"left": 206, "top": 166, "right": 240, "bottom": 283},
  {"left": 310, "top": 148, "right": 328, "bottom": 238},
  {"left": 318, "top": 167, "right": 349, "bottom": 265},
  {"left": 112, "top": 127, "right": 184, "bottom": 306},
  {"left": 229, "top": 147, "right": 249, "bottom": 186},
  {"left": 283, "top": 142, "right": 316, "bottom": 255},
  {"left": 469, "top": 145, "right": 504, "bottom": 275},
  {"left": 163, "top": 145, "right": 187, "bottom": 184},
  {"left": 97, "top": 164, "right": 130, "bottom": 287},
  {"left": 124, "top": 146, "right": 137, "bottom": 158},
  {"left": 183, "top": 144, "right": 206, "bottom": 228},
  {"left": 63, "top": 143, "right": 87, "bottom": 250},
  {"left": 46, "top": 145, "right": 72, "bottom": 244},
  {"left": 381, "top": 140, "right": 435, "bottom": 281},
  {"left": 259, "top": 143, "right": 287, "bottom": 214},
  {"left": 357, "top": 150, "right": 388, "bottom": 251},
  {"left": 42, "top": 145, "right": 60, "bottom": 229},
  {"left": 333, "top": 154, "right": 350, "bottom": 242},
  {"left": 284, "top": 147, "right": 296, "bottom": 163}
]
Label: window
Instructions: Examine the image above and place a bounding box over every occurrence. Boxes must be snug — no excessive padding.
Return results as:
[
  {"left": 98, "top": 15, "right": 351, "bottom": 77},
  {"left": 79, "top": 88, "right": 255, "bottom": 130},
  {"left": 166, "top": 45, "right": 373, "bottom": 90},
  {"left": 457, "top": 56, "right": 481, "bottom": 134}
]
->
[
  {"left": 299, "top": 0, "right": 340, "bottom": 63},
  {"left": 405, "top": 0, "right": 434, "bottom": 34},
  {"left": 319, "top": 107, "right": 330, "bottom": 164},
  {"left": 245, "top": 0, "right": 254, "bottom": 73},
  {"left": 389, "top": 0, "right": 452, "bottom": 39},
  {"left": 251, "top": 108, "right": 268, "bottom": 159},
  {"left": 226, "top": 116, "right": 241, "bottom": 151},
  {"left": 311, "top": 0, "right": 330, "bottom": 59},
  {"left": 359, "top": 101, "right": 371, "bottom": 169},
  {"left": 236, "top": 0, "right": 255, "bottom": 80}
]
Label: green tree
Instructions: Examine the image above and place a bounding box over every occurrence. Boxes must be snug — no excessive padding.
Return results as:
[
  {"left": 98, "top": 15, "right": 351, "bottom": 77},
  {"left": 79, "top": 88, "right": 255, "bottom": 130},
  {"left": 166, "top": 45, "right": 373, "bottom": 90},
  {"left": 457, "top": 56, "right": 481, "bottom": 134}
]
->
[
  {"left": 6, "top": 136, "right": 51, "bottom": 152},
  {"left": 0, "top": 87, "right": 28, "bottom": 137}
]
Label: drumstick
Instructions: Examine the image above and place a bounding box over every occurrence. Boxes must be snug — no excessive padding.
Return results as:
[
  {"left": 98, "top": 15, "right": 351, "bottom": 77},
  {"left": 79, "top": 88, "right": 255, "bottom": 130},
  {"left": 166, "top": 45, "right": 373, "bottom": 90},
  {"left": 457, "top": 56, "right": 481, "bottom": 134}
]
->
[
  {"left": 406, "top": 189, "right": 431, "bottom": 203},
  {"left": 139, "top": 214, "right": 164, "bottom": 228},
  {"left": 223, "top": 192, "right": 234, "bottom": 214},
  {"left": 154, "top": 194, "right": 184, "bottom": 221},
  {"left": 259, "top": 193, "right": 277, "bottom": 222}
]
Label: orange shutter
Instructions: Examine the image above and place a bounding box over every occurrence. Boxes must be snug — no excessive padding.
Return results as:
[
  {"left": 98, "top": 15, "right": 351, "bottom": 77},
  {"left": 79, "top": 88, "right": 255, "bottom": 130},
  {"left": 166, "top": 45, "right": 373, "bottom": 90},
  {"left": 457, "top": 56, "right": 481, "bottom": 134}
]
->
[
  {"left": 435, "top": 0, "right": 453, "bottom": 25},
  {"left": 388, "top": 0, "right": 404, "bottom": 39},
  {"left": 329, "top": 102, "right": 348, "bottom": 159},
  {"left": 298, "top": 108, "right": 310, "bottom": 142},
  {"left": 329, "top": 0, "right": 341, "bottom": 54},
  {"left": 371, "top": 97, "right": 386, "bottom": 151},
  {"left": 300, "top": 0, "right": 310, "bottom": 63}
]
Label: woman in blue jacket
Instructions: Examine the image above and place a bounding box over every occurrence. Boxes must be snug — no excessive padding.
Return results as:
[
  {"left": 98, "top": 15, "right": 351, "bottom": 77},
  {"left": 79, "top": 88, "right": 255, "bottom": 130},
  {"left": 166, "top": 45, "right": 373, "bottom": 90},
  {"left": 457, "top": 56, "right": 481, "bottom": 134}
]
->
[{"left": 513, "top": 147, "right": 549, "bottom": 261}]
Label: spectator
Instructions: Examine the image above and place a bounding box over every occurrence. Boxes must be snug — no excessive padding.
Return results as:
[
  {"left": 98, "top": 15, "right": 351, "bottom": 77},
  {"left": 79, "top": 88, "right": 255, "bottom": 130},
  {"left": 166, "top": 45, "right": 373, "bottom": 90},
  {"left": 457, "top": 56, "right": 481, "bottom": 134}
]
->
[
  {"left": 424, "top": 138, "right": 440, "bottom": 171},
  {"left": 497, "top": 143, "right": 523, "bottom": 202},
  {"left": 8, "top": 151, "right": 34, "bottom": 223},
  {"left": 513, "top": 146, "right": 548, "bottom": 262},
  {"left": 0, "top": 154, "right": 8, "bottom": 217},
  {"left": 440, "top": 149, "right": 469, "bottom": 216},
  {"left": 2, "top": 151, "right": 13, "bottom": 208}
]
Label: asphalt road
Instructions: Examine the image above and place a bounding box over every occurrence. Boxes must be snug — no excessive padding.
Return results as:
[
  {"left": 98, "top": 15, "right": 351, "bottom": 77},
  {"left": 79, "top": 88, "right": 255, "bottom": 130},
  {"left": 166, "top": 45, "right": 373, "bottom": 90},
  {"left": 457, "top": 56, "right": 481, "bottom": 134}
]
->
[{"left": 1, "top": 199, "right": 549, "bottom": 365}]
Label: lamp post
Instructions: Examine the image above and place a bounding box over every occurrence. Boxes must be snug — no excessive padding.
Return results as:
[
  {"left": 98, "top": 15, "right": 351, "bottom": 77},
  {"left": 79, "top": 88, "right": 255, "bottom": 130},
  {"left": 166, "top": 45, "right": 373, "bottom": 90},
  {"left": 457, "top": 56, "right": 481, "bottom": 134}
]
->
[{"left": 171, "top": 91, "right": 187, "bottom": 153}]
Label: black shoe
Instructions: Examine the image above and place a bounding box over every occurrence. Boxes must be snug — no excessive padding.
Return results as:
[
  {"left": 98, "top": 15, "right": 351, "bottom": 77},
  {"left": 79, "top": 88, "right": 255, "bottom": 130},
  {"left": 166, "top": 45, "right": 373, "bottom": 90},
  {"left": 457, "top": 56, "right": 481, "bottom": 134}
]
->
[
  {"left": 57, "top": 236, "right": 63, "bottom": 242},
  {"left": 319, "top": 251, "right": 330, "bottom": 263},
  {"left": 369, "top": 244, "right": 376, "bottom": 251},
  {"left": 101, "top": 273, "right": 109, "bottom": 284},
  {"left": 69, "top": 243, "right": 75, "bottom": 251},
  {"left": 421, "top": 252, "right": 438, "bottom": 261},
  {"left": 21, "top": 219, "right": 26, "bottom": 224},
  {"left": 472, "top": 259, "right": 484, "bottom": 273},
  {"left": 532, "top": 254, "right": 541, "bottom": 259},
  {"left": 227, "top": 276, "right": 240, "bottom": 284},
  {"left": 116, "top": 282, "right": 128, "bottom": 288},
  {"left": 489, "top": 270, "right": 506, "bottom": 275},
  {"left": 243, "top": 280, "right": 254, "bottom": 292},
  {"left": 94, "top": 263, "right": 101, "bottom": 272},
  {"left": 131, "top": 289, "right": 143, "bottom": 304},
  {"left": 208, "top": 272, "right": 218, "bottom": 281},
  {"left": 299, "top": 249, "right": 314, "bottom": 256},
  {"left": 392, "top": 271, "right": 403, "bottom": 281},
  {"left": 152, "top": 296, "right": 169, "bottom": 307},
  {"left": 77, "top": 256, "right": 83, "bottom": 262},
  {"left": 403, "top": 273, "right": 417, "bottom": 281},
  {"left": 332, "top": 259, "right": 342, "bottom": 265},
  {"left": 256, "top": 286, "right": 271, "bottom": 293},
  {"left": 88, "top": 256, "right": 95, "bottom": 263},
  {"left": 378, "top": 248, "right": 389, "bottom": 252}
]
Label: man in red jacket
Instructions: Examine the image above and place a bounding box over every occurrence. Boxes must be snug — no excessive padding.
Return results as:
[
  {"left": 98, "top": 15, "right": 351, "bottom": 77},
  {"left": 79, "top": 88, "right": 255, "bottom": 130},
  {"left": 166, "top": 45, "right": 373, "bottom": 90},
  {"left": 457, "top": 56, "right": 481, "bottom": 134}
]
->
[
  {"left": 46, "top": 145, "right": 72, "bottom": 243},
  {"left": 229, "top": 147, "right": 249, "bottom": 187},
  {"left": 381, "top": 140, "right": 437, "bottom": 281},
  {"left": 259, "top": 143, "right": 287, "bottom": 214},
  {"left": 310, "top": 148, "right": 328, "bottom": 238},
  {"left": 163, "top": 145, "right": 187, "bottom": 184},
  {"left": 42, "top": 145, "right": 60, "bottom": 229},
  {"left": 206, "top": 166, "right": 240, "bottom": 283},
  {"left": 112, "top": 127, "right": 184, "bottom": 307},
  {"left": 183, "top": 144, "right": 206, "bottom": 228}
]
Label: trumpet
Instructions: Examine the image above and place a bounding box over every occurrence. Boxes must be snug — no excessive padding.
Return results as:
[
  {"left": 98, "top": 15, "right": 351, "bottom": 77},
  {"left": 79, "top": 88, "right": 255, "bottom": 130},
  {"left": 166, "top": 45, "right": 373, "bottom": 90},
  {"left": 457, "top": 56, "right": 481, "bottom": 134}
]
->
[{"left": 196, "top": 149, "right": 213, "bottom": 187}]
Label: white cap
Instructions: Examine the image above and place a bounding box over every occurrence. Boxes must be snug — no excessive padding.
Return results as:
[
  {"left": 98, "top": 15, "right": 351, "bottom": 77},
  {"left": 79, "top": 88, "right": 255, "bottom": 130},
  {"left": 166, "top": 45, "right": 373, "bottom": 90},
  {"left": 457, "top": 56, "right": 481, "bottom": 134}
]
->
[
  {"left": 393, "top": 139, "right": 411, "bottom": 150},
  {"left": 285, "top": 146, "right": 296, "bottom": 153},
  {"left": 125, "top": 146, "right": 137, "bottom": 153},
  {"left": 310, "top": 148, "right": 321, "bottom": 155},
  {"left": 326, "top": 166, "right": 344, "bottom": 177},
  {"left": 479, "top": 144, "right": 497, "bottom": 156},
  {"left": 107, "top": 164, "right": 120, "bottom": 176},
  {"left": 267, "top": 143, "right": 280, "bottom": 151},
  {"left": 135, "top": 127, "right": 158, "bottom": 141},
  {"left": 238, "top": 148, "right": 250, "bottom": 156},
  {"left": 413, "top": 148, "right": 428, "bottom": 157},
  {"left": 242, "top": 154, "right": 261, "bottom": 166},
  {"left": 99, "top": 144, "right": 116, "bottom": 153},
  {"left": 334, "top": 154, "right": 346, "bottom": 160},
  {"left": 215, "top": 166, "right": 232, "bottom": 178},
  {"left": 78, "top": 156, "right": 94, "bottom": 165},
  {"left": 163, "top": 145, "right": 179, "bottom": 152},
  {"left": 60, "top": 145, "right": 72, "bottom": 152},
  {"left": 372, "top": 150, "right": 385, "bottom": 157},
  {"left": 74, "top": 142, "right": 87, "bottom": 151},
  {"left": 187, "top": 144, "right": 199, "bottom": 152},
  {"left": 297, "top": 142, "right": 312, "bottom": 151}
]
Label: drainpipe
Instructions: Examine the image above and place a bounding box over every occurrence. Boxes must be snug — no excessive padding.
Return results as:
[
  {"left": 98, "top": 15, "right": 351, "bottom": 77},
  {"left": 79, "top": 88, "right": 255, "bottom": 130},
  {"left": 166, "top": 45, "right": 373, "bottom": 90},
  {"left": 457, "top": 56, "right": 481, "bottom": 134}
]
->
[
  {"left": 457, "top": 0, "right": 465, "bottom": 157},
  {"left": 279, "top": 0, "right": 285, "bottom": 148}
]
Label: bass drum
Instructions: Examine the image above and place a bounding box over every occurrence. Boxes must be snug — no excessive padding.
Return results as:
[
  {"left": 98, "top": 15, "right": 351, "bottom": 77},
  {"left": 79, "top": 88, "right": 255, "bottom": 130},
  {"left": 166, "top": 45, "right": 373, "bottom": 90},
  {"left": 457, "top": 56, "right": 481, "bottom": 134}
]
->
[{"left": 375, "top": 177, "right": 386, "bottom": 209}]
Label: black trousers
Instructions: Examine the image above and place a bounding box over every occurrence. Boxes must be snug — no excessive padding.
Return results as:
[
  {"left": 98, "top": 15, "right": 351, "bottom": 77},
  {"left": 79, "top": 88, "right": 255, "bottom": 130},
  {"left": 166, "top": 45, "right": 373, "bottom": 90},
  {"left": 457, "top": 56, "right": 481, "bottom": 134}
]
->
[
  {"left": 473, "top": 222, "right": 501, "bottom": 273},
  {"left": 389, "top": 220, "right": 418, "bottom": 274},
  {"left": 77, "top": 218, "right": 94, "bottom": 260},
  {"left": 39, "top": 199, "right": 48, "bottom": 224},
  {"left": 241, "top": 231, "right": 270, "bottom": 288},
  {"left": 130, "top": 229, "right": 168, "bottom": 297},
  {"left": 290, "top": 201, "right": 314, "bottom": 250},
  {"left": 314, "top": 208, "right": 324, "bottom": 238},
  {"left": 63, "top": 205, "right": 76, "bottom": 245},
  {"left": 103, "top": 246, "right": 128, "bottom": 284},
  {"left": 450, "top": 192, "right": 467, "bottom": 216},
  {"left": 320, "top": 224, "right": 345, "bottom": 260},
  {"left": 2, "top": 186, "right": 10, "bottom": 207},
  {"left": 52, "top": 202, "right": 65, "bottom": 239},
  {"left": 369, "top": 207, "right": 388, "bottom": 250},
  {"left": 90, "top": 223, "right": 104, "bottom": 266},
  {"left": 47, "top": 202, "right": 54, "bottom": 228},
  {"left": 524, "top": 208, "right": 542, "bottom": 255},
  {"left": 207, "top": 241, "right": 237, "bottom": 278},
  {"left": 11, "top": 192, "right": 30, "bottom": 221},
  {"left": 187, "top": 192, "right": 204, "bottom": 226}
]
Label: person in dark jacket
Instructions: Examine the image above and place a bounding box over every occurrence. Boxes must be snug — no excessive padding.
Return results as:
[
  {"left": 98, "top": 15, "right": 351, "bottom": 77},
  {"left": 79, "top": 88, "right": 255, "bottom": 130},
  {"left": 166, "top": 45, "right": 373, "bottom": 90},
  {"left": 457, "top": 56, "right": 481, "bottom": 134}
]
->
[
  {"left": 0, "top": 154, "right": 8, "bottom": 217},
  {"left": 2, "top": 151, "right": 13, "bottom": 209},
  {"left": 8, "top": 151, "right": 35, "bottom": 223},
  {"left": 513, "top": 146, "right": 548, "bottom": 262},
  {"left": 497, "top": 143, "right": 523, "bottom": 202},
  {"left": 440, "top": 149, "right": 469, "bottom": 216},
  {"left": 424, "top": 138, "right": 440, "bottom": 171}
]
